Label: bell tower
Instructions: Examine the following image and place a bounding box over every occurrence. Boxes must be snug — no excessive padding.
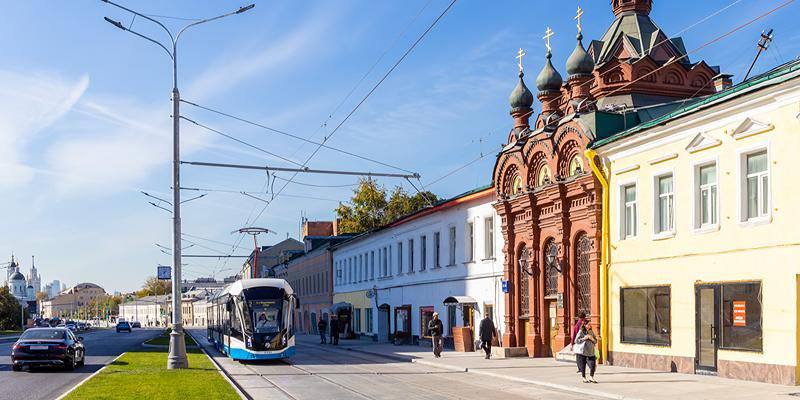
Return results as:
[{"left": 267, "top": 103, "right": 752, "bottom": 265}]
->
[{"left": 612, "top": 0, "right": 652, "bottom": 16}]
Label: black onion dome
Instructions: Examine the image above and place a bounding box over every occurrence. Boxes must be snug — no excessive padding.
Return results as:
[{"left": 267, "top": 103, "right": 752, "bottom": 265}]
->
[
  {"left": 536, "top": 52, "right": 563, "bottom": 92},
  {"left": 10, "top": 271, "right": 25, "bottom": 281},
  {"left": 566, "top": 33, "right": 595, "bottom": 77},
  {"left": 509, "top": 71, "right": 534, "bottom": 110}
]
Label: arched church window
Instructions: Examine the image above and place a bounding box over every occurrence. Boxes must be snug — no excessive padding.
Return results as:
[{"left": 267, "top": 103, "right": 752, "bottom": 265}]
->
[
  {"left": 512, "top": 175, "right": 524, "bottom": 195},
  {"left": 536, "top": 166, "right": 552, "bottom": 187},
  {"left": 569, "top": 155, "right": 583, "bottom": 176},
  {"left": 575, "top": 234, "right": 592, "bottom": 317},
  {"left": 518, "top": 246, "right": 531, "bottom": 318},
  {"left": 544, "top": 240, "right": 559, "bottom": 297}
]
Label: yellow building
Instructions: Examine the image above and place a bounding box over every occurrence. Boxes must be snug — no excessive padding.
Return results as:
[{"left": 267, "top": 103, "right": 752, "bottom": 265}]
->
[{"left": 593, "top": 60, "right": 800, "bottom": 384}]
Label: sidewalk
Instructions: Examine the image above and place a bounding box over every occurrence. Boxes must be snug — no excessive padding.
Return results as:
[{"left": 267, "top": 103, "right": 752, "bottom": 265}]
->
[{"left": 297, "top": 335, "right": 800, "bottom": 400}]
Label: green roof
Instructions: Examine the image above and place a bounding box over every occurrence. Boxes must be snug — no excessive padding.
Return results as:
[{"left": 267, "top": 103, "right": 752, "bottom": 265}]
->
[{"left": 592, "top": 59, "right": 800, "bottom": 149}]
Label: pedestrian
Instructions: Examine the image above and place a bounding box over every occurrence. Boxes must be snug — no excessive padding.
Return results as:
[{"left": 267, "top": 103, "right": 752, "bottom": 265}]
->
[
  {"left": 329, "top": 315, "right": 340, "bottom": 346},
  {"left": 571, "top": 312, "right": 587, "bottom": 373},
  {"left": 317, "top": 317, "right": 328, "bottom": 344},
  {"left": 427, "top": 312, "right": 444, "bottom": 358},
  {"left": 574, "top": 322, "right": 598, "bottom": 383},
  {"left": 478, "top": 314, "right": 496, "bottom": 359}
]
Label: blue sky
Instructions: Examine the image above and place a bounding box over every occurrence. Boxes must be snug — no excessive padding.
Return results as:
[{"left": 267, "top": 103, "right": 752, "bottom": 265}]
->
[{"left": 1, "top": 0, "right": 797, "bottom": 293}]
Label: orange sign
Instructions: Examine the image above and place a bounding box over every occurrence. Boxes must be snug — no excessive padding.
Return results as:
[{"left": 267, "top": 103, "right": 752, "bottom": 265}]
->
[{"left": 733, "top": 301, "right": 746, "bottom": 327}]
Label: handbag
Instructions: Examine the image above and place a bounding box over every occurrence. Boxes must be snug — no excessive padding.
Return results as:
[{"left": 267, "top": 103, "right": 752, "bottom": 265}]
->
[{"left": 572, "top": 341, "right": 585, "bottom": 355}]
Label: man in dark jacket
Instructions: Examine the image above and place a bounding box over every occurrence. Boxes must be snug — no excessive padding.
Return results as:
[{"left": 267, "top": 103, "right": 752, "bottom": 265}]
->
[
  {"left": 479, "top": 315, "right": 496, "bottom": 359},
  {"left": 427, "top": 312, "right": 444, "bottom": 358},
  {"left": 329, "top": 315, "right": 340, "bottom": 345},
  {"left": 317, "top": 317, "right": 328, "bottom": 344}
]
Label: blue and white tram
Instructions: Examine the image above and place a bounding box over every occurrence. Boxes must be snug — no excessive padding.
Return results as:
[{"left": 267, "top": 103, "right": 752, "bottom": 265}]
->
[{"left": 207, "top": 278, "right": 297, "bottom": 360}]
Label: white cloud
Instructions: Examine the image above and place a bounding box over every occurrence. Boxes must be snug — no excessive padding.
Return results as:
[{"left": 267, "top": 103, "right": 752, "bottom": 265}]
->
[{"left": 0, "top": 70, "right": 89, "bottom": 187}]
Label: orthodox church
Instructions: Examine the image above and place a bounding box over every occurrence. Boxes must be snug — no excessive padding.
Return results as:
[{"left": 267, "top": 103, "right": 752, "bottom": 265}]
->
[
  {"left": 5, "top": 255, "right": 40, "bottom": 302},
  {"left": 492, "top": 0, "right": 723, "bottom": 358}
]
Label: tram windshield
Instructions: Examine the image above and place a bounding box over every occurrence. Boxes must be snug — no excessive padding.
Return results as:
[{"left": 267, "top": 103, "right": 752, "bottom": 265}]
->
[
  {"left": 251, "top": 300, "right": 281, "bottom": 334},
  {"left": 241, "top": 286, "right": 292, "bottom": 350}
]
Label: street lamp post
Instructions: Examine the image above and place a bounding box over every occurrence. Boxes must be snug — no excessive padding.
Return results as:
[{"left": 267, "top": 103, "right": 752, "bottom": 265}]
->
[{"left": 101, "top": 0, "right": 255, "bottom": 369}]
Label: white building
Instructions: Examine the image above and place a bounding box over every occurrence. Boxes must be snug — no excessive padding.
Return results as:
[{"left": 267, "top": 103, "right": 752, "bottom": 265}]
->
[
  {"left": 332, "top": 185, "right": 505, "bottom": 346},
  {"left": 119, "top": 296, "right": 169, "bottom": 326}
]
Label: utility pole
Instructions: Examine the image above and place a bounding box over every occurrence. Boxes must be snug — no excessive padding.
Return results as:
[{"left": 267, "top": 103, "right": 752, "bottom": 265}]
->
[{"left": 102, "top": 1, "right": 254, "bottom": 369}]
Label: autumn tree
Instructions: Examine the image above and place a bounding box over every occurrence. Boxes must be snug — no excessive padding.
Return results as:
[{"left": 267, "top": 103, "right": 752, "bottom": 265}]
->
[
  {"left": 336, "top": 178, "right": 438, "bottom": 234},
  {"left": 137, "top": 276, "right": 172, "bottom": 297},
  {"left": 0, "top": 287, "right": 24, "bottom": 330}
]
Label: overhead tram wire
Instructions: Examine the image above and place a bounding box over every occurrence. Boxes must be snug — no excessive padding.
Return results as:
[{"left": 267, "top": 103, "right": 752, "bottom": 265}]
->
[
  {"left": 180, "top": 116, "right": 305, "bottom": 168},
  {"left": 180, "top": 100, "right": 417, "bottom": 175},
  {"left": 248, "top": 0, "right": 459, "bottom": 226},
  {"left": 181, "top": 232, "right": 252, "bottom": 252},
  {"left": 221, "top": 0, "right": 457, "bottom": 272},
  {"left": 181, "top": 185, "right": 344, "bottom": 202}
]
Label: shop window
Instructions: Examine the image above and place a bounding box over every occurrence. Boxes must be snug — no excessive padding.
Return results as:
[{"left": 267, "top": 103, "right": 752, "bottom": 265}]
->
[
  {"left": 420, "top": 306, "right": 435, "bottom": 337},
  {"left": 446, "top": 305, "right": 456, "bottom": 337},
  {"left": 365, "top": 308, "right": 373, "bottom": 334},
  {"left": 354, "top": 308, "right": 362, "bottom": 332},
  {"left": 484, "top": 304, "right": 494, "bottom": 321},
  {"left": 621, "top": 286, "right": 670, "bottom": 345},
  {"left": 721, "top": 282, "right": 762, "bottom": 351}
]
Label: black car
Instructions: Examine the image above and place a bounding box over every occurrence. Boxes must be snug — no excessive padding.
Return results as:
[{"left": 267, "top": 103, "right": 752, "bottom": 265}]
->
[
  {"left": 116, "top": 321, "right": 132, "bottom": 333},
  {"left": 131, "top": 321, "right": 141, "bottom": 328},
  {"left": 11, "top": 328, "right": 85, "bottom": 371}
]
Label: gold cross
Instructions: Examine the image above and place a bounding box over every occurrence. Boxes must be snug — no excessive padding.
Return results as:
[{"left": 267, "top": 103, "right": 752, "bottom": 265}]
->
[
  {"left": 516, "top": 48, "right": 526, "bottom": 72},
  {"left": 575, "top": 6, "right": 584, "bottom": 33},
  {"left": 543, "top": 27, "right": 554, "bottom": 53}
]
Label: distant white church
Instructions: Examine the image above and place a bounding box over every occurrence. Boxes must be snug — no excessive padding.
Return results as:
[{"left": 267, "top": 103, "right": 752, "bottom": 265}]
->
[{"left": 5, "top": 255, "right": 41, "bottom": 302}]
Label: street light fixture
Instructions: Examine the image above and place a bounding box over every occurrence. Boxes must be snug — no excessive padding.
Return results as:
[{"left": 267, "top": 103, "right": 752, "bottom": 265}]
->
[{"left": 102, "top": 0, "right": 255, "bottom": 369}]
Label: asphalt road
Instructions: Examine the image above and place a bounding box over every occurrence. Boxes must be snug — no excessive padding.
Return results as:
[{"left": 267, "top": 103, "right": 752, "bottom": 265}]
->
[{"left": 0, "top": 327, "right": 161, "bottom": 400}]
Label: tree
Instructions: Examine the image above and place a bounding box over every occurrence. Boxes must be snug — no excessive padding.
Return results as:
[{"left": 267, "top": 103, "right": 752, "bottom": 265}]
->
[
  {"left": 336, "top": 178, "right": 438, "bottom": 234},
  {"left": 0, "top": 287, "right": 23, "bottom": 330},
  {"left": 137, "top": 277, "right": 171, "bottom": 298}
]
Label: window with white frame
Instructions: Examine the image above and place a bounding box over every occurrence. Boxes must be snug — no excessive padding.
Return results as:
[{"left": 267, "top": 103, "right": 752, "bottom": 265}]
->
[
  {"left": 433, "top": 232, "right": 441, "bottom": 268},
  {"left": 654, "top": 174, "right": 674, "bottom": 234},
  {"left": 466, "top": 221, "right": 475, "bottom": 262},
  {"left": 448, "top": 226, "right": 456, "bottom": 266},
  {"left": 397, "top": 242, "right": 403, "bottom": 274},
  {"left": 743, "top": 150, "right": 769, "bottom": 221},
  {"left": 695, "top": 163, "right": 718, "bottom": 228},
  {"left": 621, "top": 184, "right": 637, "bottom": 239},
  {"left": 371, "top": 251, "right": 375, "bottom": 280},
  {"left": 420, "top": 235, "right": 427, "bottom": 270},
  {"left": 484, "top": 217, "right": 495, "bottom": 259},
  {"left": 359, "top": 254, "right": 364, "bottom": 282},
  {"left": 408, "top": 239, "right": 415, "bottom": 272}
]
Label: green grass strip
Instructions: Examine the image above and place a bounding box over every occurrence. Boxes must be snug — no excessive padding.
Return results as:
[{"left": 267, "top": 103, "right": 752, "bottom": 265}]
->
[
  {"left": 64, "top": 348, "right": 238, "bottom": 400},
  {"left": 143, "top": 329, "right": 197, "bottom": 346}
]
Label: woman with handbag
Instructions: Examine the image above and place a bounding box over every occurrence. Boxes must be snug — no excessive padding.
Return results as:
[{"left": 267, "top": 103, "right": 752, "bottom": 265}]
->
[{"left": 573, "top": 322, "right": 598, "bottom": 383}]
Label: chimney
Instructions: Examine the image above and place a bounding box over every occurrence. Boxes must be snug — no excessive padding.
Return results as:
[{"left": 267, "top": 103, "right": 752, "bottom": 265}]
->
[{"left": 713, "top": 74, "right": 733, "bottom": 92}]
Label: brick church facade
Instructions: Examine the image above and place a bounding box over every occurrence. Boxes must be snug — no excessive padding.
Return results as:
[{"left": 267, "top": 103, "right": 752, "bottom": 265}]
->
[{"left": 492, "top": 0, "right": 721, "bottom": 357}]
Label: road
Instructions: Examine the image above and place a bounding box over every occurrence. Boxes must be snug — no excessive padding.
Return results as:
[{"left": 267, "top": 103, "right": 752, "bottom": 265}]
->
[
  {"left": 190, "top": 329, "right": 584, "bottom": 400},
  {"left": 0, "top": 327, "right": 161, "bottom": 400}
]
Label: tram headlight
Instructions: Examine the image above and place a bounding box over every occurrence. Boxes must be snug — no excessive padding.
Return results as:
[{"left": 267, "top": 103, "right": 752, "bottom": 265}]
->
[
  {"left": 264, "top": 342, "right": 270, "bottom": 349},
  {"left": 246, "top": 337, "right": 252, "bottom": 348},
  {"left": 281, "top": 335, "right": 287, "bottom": 347}
]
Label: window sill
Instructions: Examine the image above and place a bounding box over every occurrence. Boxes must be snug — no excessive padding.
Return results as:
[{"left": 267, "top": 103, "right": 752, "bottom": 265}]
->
[
  {"left": 481, "top": 257, "right": 497, "bottom": 262},
  {"left": 692, "top": 224, "right": 720, "bottom": 235},
  {"left": 377, "top": 276, "right": 392, "bottom": 281},
  {"left": 463, "top": 260, "right": 476, "bottom": 265},
  {"left": 738, "top": 216, "right": 772, "bottom": 228},
  {"left": 445, "top": 264, "right": 458, "bottom": 268},
  {"left": 651, "top": 231, "right": 675, "bottom": 241}
]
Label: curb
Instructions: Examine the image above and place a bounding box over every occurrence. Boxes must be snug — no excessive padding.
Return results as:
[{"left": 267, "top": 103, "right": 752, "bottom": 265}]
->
[
  {"left": 140, "top": 342, "right": 199, "bottom": 350},
  {"left": 299, "top": 340, "right": 632, "bottom": 400},
  {"left": 54, "top": 352, "right": 127, "bottom": 400},
  {"left": 185, "top": 330, "right": 250, "bottom": 400}
]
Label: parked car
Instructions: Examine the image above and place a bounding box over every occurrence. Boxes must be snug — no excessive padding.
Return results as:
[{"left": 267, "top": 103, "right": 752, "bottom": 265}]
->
[
  {"left": 11, "top": 327, "right": 85, "bottom": 371},
  {"left": 131, "top": 321, "right": 141, "bottom": 328},
  {"left": 116, "top": 321, "right": 132, "bottom": 333},
  {"left": 77, "top": 323, "right": 87, "bottom": 331},
  {"left": 65, "top": 323, "right": 77, "bottom": 332}
]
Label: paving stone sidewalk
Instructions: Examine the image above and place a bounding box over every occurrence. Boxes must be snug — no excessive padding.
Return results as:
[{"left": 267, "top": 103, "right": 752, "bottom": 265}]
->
[{"left": 298, "top": 335, "right": 800, "bottom": 400}]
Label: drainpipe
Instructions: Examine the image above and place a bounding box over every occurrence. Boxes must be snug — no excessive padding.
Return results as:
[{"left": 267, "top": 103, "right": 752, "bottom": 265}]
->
[{"left": 584, "top": 148, "right": 609, "bottom": 363}]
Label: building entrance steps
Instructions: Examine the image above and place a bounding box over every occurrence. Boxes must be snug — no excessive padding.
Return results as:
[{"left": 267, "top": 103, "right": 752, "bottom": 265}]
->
[{"left": 294, "top": 334, "right": 800, "bottom": 400}]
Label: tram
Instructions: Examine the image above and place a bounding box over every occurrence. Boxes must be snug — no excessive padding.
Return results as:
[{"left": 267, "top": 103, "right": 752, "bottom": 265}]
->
[{"left": 207, "top": 278, "right": 297, "bottom": 360}]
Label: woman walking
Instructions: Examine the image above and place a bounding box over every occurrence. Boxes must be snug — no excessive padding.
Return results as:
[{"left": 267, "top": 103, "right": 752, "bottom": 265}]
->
[{"left": 574, "top": 323, "right": 598, "bottom": 383}]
